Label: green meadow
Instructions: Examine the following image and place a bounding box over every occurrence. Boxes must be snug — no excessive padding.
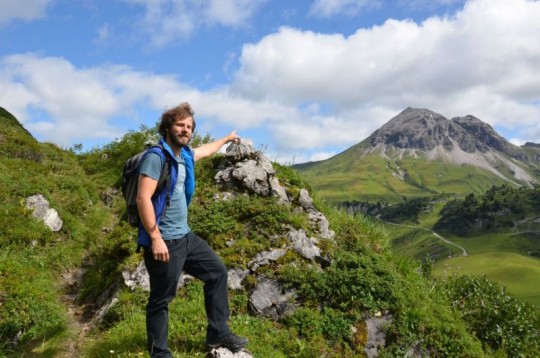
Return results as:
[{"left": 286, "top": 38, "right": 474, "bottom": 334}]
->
[
  {"left": 435, "top": 251, "right": 540, "bottom": 308},
  {"left": 385, "top": 214, "right": 540, "bottom": 309},
  {"left": 295, "top": 143, "right": 510, "bottom": 204}
]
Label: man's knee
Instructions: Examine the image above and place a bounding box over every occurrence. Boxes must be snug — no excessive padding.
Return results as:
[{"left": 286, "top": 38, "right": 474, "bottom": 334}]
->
[{"left": 212, "top": 260, "right": 228, "bottom": 281}]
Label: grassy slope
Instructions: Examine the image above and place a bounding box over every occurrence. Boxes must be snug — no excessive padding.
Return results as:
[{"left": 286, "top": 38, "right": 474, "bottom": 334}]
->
[
  {"left": 436, "top": 251, "right": 540, "bottom": 307},
  {"left": 388, "top": 227, "right": 540, "bottom": 309},
  {"left": 296, "top": 142, "right": 510, "bottom": 204},
  {"left": 64, "top": 139, "right": 489, "bottom": 356},
  {"left": 381, "top": 200, "right": 540, "bottom": 309},
  {"left": 0, "top": 108, "right": 115, "bottom": 356},
  {"left": 297, "top": 142, "right": 540, "bottom": 309}
]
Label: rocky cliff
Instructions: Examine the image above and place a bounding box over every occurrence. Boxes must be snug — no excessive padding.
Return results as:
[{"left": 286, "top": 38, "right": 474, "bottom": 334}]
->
[
  {"left": 370, "top": 107, "right": 533, "bottom": 160},
  {"left": 365, "top": 107, "right": 539, "bottom": 186}
]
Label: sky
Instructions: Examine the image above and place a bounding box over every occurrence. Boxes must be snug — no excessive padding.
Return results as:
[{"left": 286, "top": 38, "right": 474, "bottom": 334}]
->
[{"left": 1, "top": 0, "right": 539, "bottom": 164}]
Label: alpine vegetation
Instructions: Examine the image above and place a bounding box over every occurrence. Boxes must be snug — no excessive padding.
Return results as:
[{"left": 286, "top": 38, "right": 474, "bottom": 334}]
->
[{"left": 0, "top": 107, "right": 538, "bottom": 357}]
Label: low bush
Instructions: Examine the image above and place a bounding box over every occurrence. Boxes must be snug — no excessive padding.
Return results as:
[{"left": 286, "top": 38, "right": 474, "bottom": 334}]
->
[{"left": 442, "top": 275, "right": 540, "bottom": 357}]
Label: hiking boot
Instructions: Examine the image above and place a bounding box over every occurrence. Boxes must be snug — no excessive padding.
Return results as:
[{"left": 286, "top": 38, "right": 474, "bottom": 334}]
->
[{"left": 206, "top": 332, "right": 248, "bottom": 352}]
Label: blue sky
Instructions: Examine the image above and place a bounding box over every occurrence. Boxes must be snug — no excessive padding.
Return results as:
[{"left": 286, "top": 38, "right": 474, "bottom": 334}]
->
[{"left": 1, "top": 0, "right": 539, "bottom": 164}]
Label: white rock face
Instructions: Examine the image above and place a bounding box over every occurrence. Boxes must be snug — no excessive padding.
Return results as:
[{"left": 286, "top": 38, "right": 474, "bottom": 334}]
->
[
  {"left": 25, "top": 194, "right": 63, "bottom": 232},
  {"left": 209, "top": 347, "right": 254, "bottom": 358}
]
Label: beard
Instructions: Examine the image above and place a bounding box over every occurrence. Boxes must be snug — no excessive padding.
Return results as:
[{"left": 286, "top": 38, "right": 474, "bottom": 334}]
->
[{"left": 168, "top": 132, "right": 191, "bottom": 148}]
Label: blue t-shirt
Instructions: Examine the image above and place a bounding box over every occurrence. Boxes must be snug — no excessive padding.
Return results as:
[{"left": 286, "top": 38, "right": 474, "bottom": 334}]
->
[{"left": 139, "top": 151, "right": 190, "bottom": 240}]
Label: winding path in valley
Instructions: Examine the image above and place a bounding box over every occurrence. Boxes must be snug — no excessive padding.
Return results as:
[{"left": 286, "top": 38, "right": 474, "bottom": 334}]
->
[{"left": 381, "top": 220, "right": 468, "bottom": 256}]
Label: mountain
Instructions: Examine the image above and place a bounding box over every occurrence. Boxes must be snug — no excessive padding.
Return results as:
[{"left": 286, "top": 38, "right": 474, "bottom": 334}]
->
[{"left": 294, "top": 107, "right": 540, "bottom": 203}]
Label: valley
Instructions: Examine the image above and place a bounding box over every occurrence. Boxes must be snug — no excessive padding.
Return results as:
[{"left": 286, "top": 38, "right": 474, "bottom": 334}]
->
[
  {"left": 295, "top": 107, "right": 540, "bottom": 310},
  {"left": 382, "top": 214, "right": 540, "bottom": 310}
]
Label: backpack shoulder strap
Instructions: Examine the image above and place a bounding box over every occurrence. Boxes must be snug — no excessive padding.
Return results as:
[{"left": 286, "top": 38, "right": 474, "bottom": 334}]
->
[
  {"left": 151, "top": 144, "right": 170, "bottom": 192},
  {"left": 147, "top": 144, "right": 173, "bottom": 218}
]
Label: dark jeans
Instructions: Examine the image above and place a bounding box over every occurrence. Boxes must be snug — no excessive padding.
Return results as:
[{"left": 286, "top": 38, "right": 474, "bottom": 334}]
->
[{"left": 143, "top": 232, "right": 231, "bottom": 358}]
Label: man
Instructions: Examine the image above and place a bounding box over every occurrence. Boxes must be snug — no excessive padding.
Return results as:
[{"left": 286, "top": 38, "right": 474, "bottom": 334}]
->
[{"left": 136, "top": 102, "right": 248, "bottom": 357}]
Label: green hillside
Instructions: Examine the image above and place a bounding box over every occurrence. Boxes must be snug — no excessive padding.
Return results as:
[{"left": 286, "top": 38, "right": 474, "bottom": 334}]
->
[
  {"left": 436, "top": 252, "right": 540, "bottom": 307},
  {"left": 295, "top": 142, "right": 511, "bottom": 204},
  {"left": 1, "top": 107, "right": 539, "bottom": 357},
  {"left": 369, "top": 189, "right": 540, "bottom": 309},
  {"left": 434, "top": 185, "right": 540, "bottom": 237},
  {"left": 0, "top": 108, "right": 116, "bottom": 355}
]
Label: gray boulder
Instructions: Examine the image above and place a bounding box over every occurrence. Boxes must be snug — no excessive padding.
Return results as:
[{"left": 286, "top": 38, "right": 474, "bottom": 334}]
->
[
  {"left": 228, "top": 268, "right": 250, "bottom": 290},
  {"left": 25, "top": 194, "right": 63, "bottom": 232},
  {"left": 248, "top": 248, "right": 287, "bottom": 271},
  {"left": 249, "top": 278, "right": 296, "bottom": 320},
  {"left": 225, "top": 139, "right": 257, "bottom": 162},
  {"left": 215, "top": 141, "right": 289, "bottom": 204},
  {"left": 287, "top": 228, "right": 321, "bottom": 260},
  {"left": 364, "top": 314, "right": 393, "bottom": 358},
  {"left": 298, "top": 189, "right": 335, "bottom": 240},
  {"left": 122, "top": 261, "right": 150, "bottom": 291},
  {"left": 209, "top": 347, "right": 253, "bottom": 358}
]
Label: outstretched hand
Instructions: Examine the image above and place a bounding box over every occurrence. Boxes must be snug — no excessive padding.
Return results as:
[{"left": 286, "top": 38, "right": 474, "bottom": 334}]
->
[
  {"left": 194, "top": 130, "right": 241, "bottom": 161},
  {"left": 227, "top": 130, "right": 241, "bottom": 144}
]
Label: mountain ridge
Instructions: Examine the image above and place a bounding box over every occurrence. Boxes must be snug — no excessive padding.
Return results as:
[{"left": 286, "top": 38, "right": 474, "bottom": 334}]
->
[
  {"left": 369, "top": 107, "right": 536, "bottom": 163},
  {"left": 294, "top": 107, "right": 540, "bottom": 203}
]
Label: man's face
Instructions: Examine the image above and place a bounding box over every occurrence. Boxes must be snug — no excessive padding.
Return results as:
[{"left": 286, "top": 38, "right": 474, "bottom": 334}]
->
[{"left": 167, "top": 116, "right": 194, "bottom": 148}]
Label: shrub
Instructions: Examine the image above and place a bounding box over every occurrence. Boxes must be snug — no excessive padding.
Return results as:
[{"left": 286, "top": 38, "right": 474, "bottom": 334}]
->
[
  {"left": 443, "top": 275, "right": 540, "bottom": 357},
  {"left": 0, "top": 252, "right": 67, "bottom": 346}
]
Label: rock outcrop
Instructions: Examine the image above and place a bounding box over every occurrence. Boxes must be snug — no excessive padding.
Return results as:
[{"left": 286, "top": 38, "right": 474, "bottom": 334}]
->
[
  {"left": 369, "top": 108, "right": 518, "bottom": 156},
  {"left": 25, "top": 194, "right": 63, "bottom": 232},
  {"left": 248, "top": 277, "right": 297, "bottom": 320},
  {"left": 215, "top": 139, "right": 289, "bottom": 204}
]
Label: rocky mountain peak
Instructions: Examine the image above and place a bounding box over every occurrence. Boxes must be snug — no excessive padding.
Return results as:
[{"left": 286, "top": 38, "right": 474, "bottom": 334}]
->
[
  {"left": 369, "top": 107, "right": 517, "bottom": 156},
  {"left": 450, "top": 115, "right": 510, "bottom": 153},
  {"left": 370, "top": 107, "right": 454, "bottom": 151},
  {"left": 523, "top": 142, "right": 540, "bottom": 149}
]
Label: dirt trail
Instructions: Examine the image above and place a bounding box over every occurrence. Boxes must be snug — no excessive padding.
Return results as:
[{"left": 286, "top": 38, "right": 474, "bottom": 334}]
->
[{"left": 58, "top": 268, "right": 94, "bottom": 358}]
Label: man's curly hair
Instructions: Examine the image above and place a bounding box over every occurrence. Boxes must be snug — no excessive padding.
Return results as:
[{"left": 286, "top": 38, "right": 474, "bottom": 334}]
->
[{"left": 158, "top": 102, "right": 196, "bottom": 138}]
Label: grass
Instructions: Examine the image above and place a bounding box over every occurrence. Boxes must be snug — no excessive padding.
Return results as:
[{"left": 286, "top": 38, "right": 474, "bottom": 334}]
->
[
  {"left": 386, "top": 224, "right": 463, "bottom": 261},
  {"left": 450, "top": 231, "right": 539, "bottom": 256},
  {"left": 382, "top": 205, "right": 540, "bottom": 309},
  {"left": 435, "top": 252, "right": 540, "bottom": 308},
  {"left": 81, "top": 282, "right": 344, "bottom": 358},
  {"left": 295, "top": 144, "right": 513, "bottom": 204}
]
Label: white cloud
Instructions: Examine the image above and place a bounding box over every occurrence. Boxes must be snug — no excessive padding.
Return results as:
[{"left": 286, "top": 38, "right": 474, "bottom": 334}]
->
[
  {"left": 509, "top": 138, "right": 525, "bottom": 146},
  {"left": 0, "top": 54, "right": 186, "bottom": 145},
  {"left": 0, "top": 53, "right": 298, "bottom": 148},
  {"left": 0, "top": 0, "right": 52, "bottom": 25},
  {"left": 122, "top": 0, "right": 267, "bottom": 48},
  {"left": 232, "top": 0, "right": 540, "bottom": 150},
  {"left": 205, "top": 0, "right": 267, "bottom": 26},
  {"left": 1, "top": 0, "right": 540, "bottom": 156},
  {"left": 309, "top": 0, "right": 381, "bottom": 18}
]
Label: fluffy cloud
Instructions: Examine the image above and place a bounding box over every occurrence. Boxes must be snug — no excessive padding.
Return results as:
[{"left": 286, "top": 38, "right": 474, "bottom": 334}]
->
[
  {"left": 123, "top": 0, "right": 267, "bottom": 48},
  {"left": 0, "top": 54, "right": 185, "bottom": 145},
  {"left": 0, "top": 0, "right": 52, "bottom": 25},
  {"left": 233, "top": 0, "right": 540, "bottom": 146},
  {"left": 1, "top": 0, "right": 539, "bottom": 159},
  {"left": 0, "top": 53, "right": 295, "bottom": 148}
]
